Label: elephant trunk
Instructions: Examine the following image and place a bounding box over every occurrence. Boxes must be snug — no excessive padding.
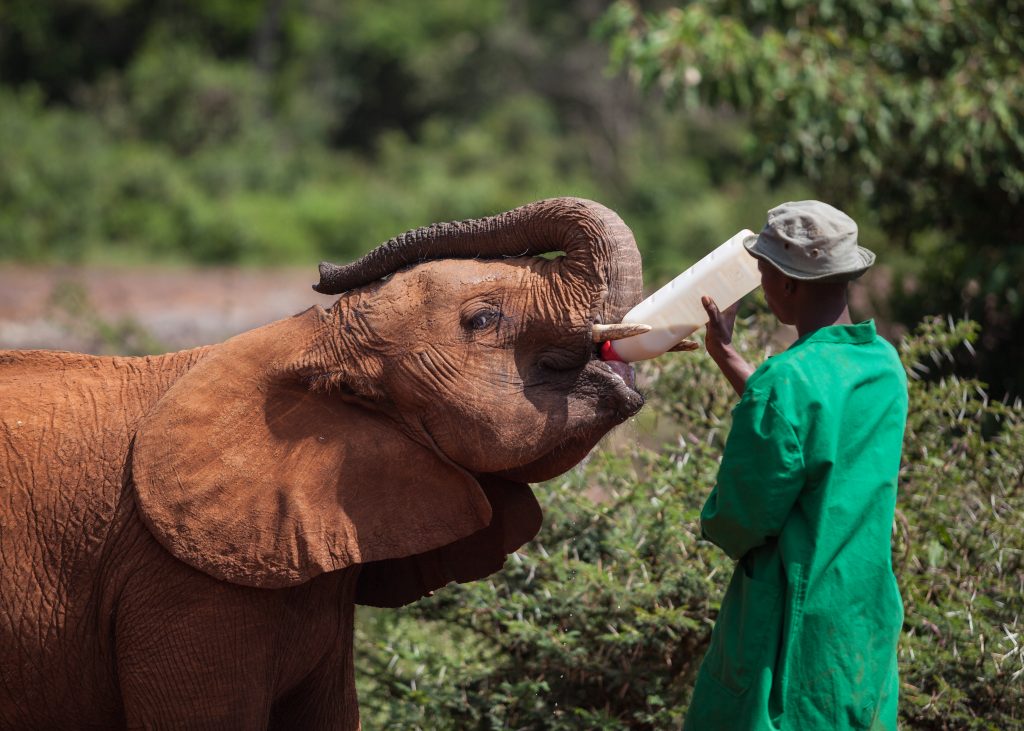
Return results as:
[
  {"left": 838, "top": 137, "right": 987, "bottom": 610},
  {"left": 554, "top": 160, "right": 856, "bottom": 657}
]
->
[{"left": 313, "top": 197, "right": 643, "bottom": 324}]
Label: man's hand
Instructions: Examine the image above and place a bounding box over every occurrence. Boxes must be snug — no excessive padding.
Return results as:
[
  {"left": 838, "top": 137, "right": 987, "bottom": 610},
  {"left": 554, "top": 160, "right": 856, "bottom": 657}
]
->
[
  {"left": 701, "top": 296, "right": 754, "bottom": 396},
  {"left": 702, "top": 296, "right": 740, "bottom": 360}
]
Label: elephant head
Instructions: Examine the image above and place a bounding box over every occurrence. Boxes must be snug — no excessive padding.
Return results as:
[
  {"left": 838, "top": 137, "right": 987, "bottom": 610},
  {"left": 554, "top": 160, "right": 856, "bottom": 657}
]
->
[{"left": 131, "top": 197, "right": 644, "bottom": 606}]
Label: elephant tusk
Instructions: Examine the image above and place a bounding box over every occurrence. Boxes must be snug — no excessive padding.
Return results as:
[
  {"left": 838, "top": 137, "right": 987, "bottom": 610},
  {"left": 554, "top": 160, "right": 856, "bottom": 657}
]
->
[{"left": 592, "top": 323, "right": 652, "bottom": 342}]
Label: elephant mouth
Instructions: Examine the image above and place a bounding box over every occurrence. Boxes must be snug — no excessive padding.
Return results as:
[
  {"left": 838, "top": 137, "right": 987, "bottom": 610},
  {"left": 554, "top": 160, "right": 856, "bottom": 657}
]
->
[
  {"left": 587, "top": 322, "right": 642, "bottom": 408},
  {"left": 585, "top": 356, "right": 643, "bottom": 420},
  {"left": 599, "top": 357, "right": 636, "bottom": 391}
]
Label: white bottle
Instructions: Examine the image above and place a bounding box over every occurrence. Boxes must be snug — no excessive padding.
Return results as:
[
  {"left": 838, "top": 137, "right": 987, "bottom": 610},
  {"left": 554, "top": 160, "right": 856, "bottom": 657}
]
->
[{"left": 607, "top": 229, "right": 761, "bottom": 362}]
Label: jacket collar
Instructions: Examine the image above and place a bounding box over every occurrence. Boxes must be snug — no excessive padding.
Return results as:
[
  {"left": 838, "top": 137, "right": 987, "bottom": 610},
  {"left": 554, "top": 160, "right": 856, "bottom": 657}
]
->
[{"left": 791, "top": 320, "right": 877, "bottom": 349}]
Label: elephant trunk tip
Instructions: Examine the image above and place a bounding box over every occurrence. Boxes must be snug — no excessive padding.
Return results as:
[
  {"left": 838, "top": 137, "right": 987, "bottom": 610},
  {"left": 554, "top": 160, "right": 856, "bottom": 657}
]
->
[{"left": 312, "top": 262, "right": 346, "bottom": 295}]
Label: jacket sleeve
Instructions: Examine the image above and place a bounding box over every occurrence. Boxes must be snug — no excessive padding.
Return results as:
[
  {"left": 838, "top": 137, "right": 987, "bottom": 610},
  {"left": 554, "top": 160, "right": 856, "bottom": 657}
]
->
[{"left": 700, "top": 387, "right": 805, "bottom": 560}]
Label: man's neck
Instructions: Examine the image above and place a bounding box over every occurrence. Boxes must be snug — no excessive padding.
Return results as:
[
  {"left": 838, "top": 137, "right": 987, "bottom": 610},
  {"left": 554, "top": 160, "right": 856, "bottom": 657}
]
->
[{"left": 794, "top": 295, "right": 853, "bottom": 338}]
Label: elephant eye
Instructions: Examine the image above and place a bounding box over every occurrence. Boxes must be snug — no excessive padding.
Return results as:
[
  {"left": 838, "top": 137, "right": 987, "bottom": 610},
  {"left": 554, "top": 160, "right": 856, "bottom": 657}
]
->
[{"left": 465, "top": 309, "right": 502, "bottom": 332}]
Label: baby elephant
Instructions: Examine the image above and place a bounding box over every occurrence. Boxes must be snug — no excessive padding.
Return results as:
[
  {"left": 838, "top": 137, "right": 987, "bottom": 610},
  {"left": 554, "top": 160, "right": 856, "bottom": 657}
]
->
[{"left": 0, "top": 197, "right": 646, "bottom": 729}]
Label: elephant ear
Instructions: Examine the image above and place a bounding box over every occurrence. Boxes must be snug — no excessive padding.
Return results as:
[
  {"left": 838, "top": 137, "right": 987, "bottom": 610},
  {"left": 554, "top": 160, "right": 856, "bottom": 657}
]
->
[
  {"left": 355, "top": 474, "right": 542, "bottom": 607},
  {"left": 131, "top": 311, "right": 493, "bottom": 589}
]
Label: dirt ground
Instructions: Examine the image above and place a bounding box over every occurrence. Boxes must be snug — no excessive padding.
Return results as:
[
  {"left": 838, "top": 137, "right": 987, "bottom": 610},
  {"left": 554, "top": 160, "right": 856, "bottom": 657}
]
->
[{"left": 0, "top": 265, "right": 337, "bottom": 354}]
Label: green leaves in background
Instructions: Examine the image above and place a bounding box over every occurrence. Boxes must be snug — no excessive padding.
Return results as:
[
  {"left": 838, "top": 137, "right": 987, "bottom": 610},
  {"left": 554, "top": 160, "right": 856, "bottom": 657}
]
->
[
  {"left": 896, "top": 317, "right": 1024, "bottom": 729},
  {"left": 0, "top": 0, "right": 803, "bottom": 282},
  {"left": 3, "top": 1, "right": 1022, "bottom": 390},
  {"left": 602, "top": 0, "right": 1024, "bottom": 395},
  {"left": 604, "top": 1, "right": 1024, "bottom": 215}
]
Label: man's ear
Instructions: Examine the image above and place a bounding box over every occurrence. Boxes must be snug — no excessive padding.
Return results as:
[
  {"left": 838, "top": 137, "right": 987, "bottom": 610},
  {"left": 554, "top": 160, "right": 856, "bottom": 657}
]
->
[{"left": 132, "top": 310, "right": 494, "bottom": 589}]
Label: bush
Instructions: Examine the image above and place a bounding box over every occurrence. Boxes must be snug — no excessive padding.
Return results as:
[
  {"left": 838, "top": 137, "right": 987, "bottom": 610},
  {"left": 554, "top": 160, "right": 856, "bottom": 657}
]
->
[
  {"left": 1, "top": 46, "right": 809, "bottom": 276},
  {"left": 356, "top": 313, "right": 1023, "bottom": 730},
  {"left": 0, "top": 88, "right": 107, "bottom": 262},
  {"left": 895, "top": 317, "right": 1024, "bottom": 729}
]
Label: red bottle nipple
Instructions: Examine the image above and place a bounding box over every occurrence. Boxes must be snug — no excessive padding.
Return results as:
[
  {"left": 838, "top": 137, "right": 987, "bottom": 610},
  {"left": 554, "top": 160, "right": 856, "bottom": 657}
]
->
[{"left": 600, "top": 341, "right": 624, "bottom": 362}]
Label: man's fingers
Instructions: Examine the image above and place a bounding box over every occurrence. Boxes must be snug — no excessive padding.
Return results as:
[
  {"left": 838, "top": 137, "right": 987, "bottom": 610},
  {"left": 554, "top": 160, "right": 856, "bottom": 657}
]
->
[
  {"left": 703, "top": 295, "right": 739, "bottom": 348},
  {"left": 701, "top": 295, "right": 720, "bottom": 323}
]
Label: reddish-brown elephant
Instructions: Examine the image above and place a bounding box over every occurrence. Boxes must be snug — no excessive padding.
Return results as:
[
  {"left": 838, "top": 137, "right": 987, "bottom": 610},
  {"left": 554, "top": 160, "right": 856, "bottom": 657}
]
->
[{"left": 0, "top": 198, "right": 646, "bottom": 729}]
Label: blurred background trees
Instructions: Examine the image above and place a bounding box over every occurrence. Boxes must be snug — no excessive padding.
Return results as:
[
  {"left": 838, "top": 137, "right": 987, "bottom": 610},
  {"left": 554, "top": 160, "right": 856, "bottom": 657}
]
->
[
  {"left": 5, "top": 1, "right": 1020, "bottom": 390},
  {"left": 603, "top": 0, "right": 1024, "bottom": 395},
  {"left": 1, "top": 0, "right": 789, "bottom": 280}
]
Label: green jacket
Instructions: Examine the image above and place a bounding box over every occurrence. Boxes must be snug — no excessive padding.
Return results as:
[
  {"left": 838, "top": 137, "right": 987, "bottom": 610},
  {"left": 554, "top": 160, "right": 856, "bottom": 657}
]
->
[{"left": 684, "top": 321, "right": 908, "bottom": 731}]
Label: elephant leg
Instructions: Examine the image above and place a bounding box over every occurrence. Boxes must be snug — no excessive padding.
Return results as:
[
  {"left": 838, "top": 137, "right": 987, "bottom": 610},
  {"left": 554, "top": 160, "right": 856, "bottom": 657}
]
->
[
  {"left": 267, "top": 648, "right": 359, "bottom": 730},
  {"left": 112, "top": 539, "right": 282, "bottom": 729},
  {"left": 268, "top": 575, "right": 360, "bottom": 730},
  {"left": 103, "top": 496, "right": 361, "bottom": 728},
  {"left": 111, "top": 525, "right": 360, "bottom": 729},
  {"left": 115, "top": 594, "right": 279, "bottom": 729}
]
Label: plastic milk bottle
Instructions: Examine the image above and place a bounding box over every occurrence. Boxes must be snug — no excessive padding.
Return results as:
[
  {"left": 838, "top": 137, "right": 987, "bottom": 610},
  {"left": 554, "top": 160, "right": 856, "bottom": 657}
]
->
[{"left": 604, "top": 229, "right": 761, "bottom": 362}]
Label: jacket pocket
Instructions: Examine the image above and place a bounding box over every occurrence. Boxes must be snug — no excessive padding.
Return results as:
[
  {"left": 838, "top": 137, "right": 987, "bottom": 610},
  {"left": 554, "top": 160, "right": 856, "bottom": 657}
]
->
[{"left": 705, "top": 565, "right": 783, "bottom": 696}]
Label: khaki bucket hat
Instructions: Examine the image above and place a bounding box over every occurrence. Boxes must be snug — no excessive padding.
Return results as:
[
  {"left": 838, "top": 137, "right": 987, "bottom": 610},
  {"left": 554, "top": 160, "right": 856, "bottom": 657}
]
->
[{"left": 744, "top": 200, "right": 876, "bottom": 281}]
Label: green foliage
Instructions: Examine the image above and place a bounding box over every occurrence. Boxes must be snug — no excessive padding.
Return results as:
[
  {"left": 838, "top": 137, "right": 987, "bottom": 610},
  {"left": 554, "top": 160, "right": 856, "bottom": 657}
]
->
[
  {"left": 357, "top": 314, "right": 1023, "bottom": 730},
  {"left": 0, "top": 54, "right": 800, "bottom": 281},
  {"left": 895, "top": 317, "right": 1024, "bottom": 729},
  {"left": 602, "top": 1, "right": 1024, "bottom": 230},
  {"left": 98, "top": 39, "right": 273, "bottom": 156},
  {"left": 601, "top": 0, "right": 1024, "bottom": 395},
  {"left": 0, "top": 0, "right": 815, "bottom": 284},
  {"left": 0, "top": 88, "right": 106, "bottom": 262}
]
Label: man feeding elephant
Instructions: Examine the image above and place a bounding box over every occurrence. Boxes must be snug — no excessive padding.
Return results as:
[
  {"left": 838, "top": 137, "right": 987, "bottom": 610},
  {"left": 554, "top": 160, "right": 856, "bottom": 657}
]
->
[{"left": 686, "top": 201, "right": 908, "bottom": 729}]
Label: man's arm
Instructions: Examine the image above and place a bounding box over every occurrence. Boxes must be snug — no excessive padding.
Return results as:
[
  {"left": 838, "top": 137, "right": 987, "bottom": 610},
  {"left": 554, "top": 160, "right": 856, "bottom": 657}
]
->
[{"left": 701, "top": 391, "right": 805, "bottom": 559}]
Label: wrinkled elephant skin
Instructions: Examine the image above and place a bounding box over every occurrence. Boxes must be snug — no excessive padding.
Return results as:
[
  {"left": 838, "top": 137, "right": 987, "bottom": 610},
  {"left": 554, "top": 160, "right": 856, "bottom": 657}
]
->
[{"left": 0, "top": 198, "right": 644, "bottom": 729}]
